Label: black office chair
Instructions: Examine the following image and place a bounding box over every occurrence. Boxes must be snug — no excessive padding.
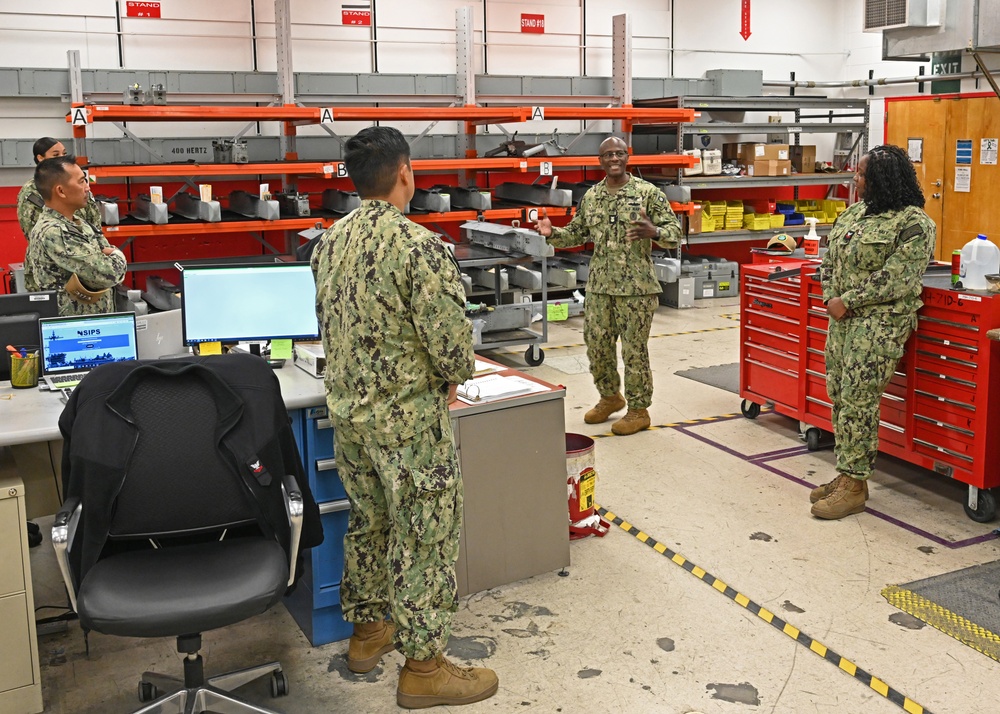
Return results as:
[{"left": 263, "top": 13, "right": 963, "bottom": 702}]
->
[{"left": 51, "top": 356, "right": 315, "bottom": 714}]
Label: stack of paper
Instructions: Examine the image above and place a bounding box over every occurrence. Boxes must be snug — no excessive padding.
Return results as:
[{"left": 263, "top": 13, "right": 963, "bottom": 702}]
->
[{"left": 457, "top": 374, "right": 546, "bottom": 404}]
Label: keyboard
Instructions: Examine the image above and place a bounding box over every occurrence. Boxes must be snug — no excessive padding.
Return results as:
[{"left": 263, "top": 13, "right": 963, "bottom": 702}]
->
[{"left": 47, "top": 374, "right": 83, "bottom": 388}]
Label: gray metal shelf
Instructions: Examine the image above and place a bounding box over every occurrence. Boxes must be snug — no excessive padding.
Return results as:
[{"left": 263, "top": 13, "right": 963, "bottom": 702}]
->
[
  {"left": 676, "top": 122, "right": 867, "bottom": 136},
  {"left": 681, "top": 172, "right": 854, "bottom": 190},
  {"left": 635, "top": 96, "right": 868, "bottom": 111},
  {"left": 687, "top": 224, "right": 832, "bottom": 246}
]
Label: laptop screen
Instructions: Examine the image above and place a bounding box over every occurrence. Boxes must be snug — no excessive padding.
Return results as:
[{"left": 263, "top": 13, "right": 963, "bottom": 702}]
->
[{"left": 39, "top": 312, "right": 138, "bottom": 376}]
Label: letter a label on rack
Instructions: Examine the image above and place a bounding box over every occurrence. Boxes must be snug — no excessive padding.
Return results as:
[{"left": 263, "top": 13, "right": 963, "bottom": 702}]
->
[
  {"left": 320, "top": 108, "right": 335, "bottom": 123},
  {"left": 71, "top": 107, "right": 89, "bottom": 126},
  {"left": 530, "top": 106, "right": 545, "bottom": 121}
]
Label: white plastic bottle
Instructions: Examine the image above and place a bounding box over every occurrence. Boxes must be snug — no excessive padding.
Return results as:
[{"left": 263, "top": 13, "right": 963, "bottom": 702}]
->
[
  {"left": 803, "top": 217, "right": 820, "bottom": 256},
  {"left": 959, "top": 234, "right": 1000, "bottom": 290}
]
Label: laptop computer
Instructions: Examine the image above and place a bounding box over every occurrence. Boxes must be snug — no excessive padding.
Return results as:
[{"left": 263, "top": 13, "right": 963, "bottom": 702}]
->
[
  {"left": 136, "top": 309, "right": 188, "bottom": 360},
  {"left": 39, "top": 312, "right": 138, "bottom": 391}
]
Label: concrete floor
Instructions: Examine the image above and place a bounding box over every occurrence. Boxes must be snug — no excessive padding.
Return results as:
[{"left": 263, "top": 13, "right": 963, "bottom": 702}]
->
[{"left": 28, "top": 297, "right": 1000, "bottom": 714}]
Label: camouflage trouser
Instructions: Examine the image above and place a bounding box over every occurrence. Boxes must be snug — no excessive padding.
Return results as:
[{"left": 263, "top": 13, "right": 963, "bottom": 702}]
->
[
  {"left": 584, "top": 292, "right": 659, "bottom": 410},
  {"left": 825, "top": 311, "right": 915, "bottom": 480},
  {"left": 334, "top": 412, "right": 463, "bottom": 661}
]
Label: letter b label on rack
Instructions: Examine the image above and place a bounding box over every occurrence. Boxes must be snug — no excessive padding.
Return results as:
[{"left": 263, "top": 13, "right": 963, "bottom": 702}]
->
[{"left": 540, "top": 162, "right": 553, "bottom": 176}]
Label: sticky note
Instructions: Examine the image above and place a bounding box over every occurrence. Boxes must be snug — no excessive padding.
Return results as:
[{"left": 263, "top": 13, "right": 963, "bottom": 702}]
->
[
  {"left": 270, "top": 339, "right": 293, "bottom": 360},
  {"left": 199, "top": 341, "right": 222, "bottom": 355},
  {"left": 547, "top": 303, "right": 569, "bottom": 321}
]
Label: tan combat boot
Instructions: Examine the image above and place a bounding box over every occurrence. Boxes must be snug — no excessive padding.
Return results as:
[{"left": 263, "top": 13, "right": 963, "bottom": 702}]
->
[
  {"left": 811, "top": 475, "right": 868, "bottom": 520},
  {"left": 347, "top": 620, "right": 396, "bottom": 673},
  {"left": 810, "top": 474, "right": 868, "bottom": 504},
  {"left": 397, "top": 654, "right": 499, "bottom": 709},
  {"left": 584, "top": 392, "right": 626, "bottom": 424},
  {"left": 611, "top": 408, "right": 651, "bottom": 436}
]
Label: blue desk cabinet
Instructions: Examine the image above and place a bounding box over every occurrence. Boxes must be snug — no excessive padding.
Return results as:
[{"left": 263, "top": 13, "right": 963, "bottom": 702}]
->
[{"left": 284, "top": 406, "right": 353, "bottom": 646}]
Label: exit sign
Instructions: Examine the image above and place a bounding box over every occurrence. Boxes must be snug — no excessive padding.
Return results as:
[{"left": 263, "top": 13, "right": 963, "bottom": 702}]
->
[
  {"left": 521, "top": 14, "right": 545, "bottom": 33},
  {"left": 126, "top": 1, "right": 160, "bottom": 17}
]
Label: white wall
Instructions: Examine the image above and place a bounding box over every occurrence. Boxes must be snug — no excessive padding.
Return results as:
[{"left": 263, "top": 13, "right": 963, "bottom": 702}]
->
[{"left": 1, "top": 0, "right": 983, "bottom": 164}]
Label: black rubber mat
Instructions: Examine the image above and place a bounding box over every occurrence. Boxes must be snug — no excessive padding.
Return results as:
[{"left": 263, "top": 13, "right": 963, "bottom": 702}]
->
[
  {"left": 883, "top": 560, "right": 1000, "bottom": 662},
  {"left": 674, "top": 362, "right": 740, "bottom": 395}
]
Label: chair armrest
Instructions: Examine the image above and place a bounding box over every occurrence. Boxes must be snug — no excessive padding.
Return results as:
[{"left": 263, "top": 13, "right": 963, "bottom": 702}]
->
[
  {"left": 51, "top": 497, "right": 82, "bottom": 612},
  {"left": 280, "top": 473, "right": 304, "bottom": 588}
]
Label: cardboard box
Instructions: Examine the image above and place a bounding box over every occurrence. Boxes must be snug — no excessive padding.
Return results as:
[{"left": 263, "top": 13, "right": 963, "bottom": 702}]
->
[
  {"left": 293, "top": 341, "right": 326, "bottom": 378},
  {"left": 790, "top": 145, "right": 817, "bottom": 173},
  {"left": 748, "top": 159, "right": 791, "bottom": 177},
  {"left": 688, "top": 205, "right": 703, "bottom": 234},
  {"left": 739, "top": 143, "right": 789, "bottom": 165},
  {"left": 722, "top": 143, "right": 741, "bottom": 162}
]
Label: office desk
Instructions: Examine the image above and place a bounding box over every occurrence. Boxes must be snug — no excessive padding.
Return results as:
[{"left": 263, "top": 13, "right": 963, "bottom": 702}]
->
[{"left": 1, "top": 356, "right": 570, "bottom": 651}]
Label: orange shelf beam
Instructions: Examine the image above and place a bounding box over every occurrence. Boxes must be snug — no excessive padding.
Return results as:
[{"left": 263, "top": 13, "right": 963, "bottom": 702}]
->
[
  {"left": 88, "top": 162, "right": 341, "bottom": 180},
  {"left": 88, "top": 153, "right": 697, "bottom": 181},
  {"left": 69, "top": 104, "right": 696, "bottom": 125},
  {"left": 100, "top": 203, "right": 689, "bottom": 239}
]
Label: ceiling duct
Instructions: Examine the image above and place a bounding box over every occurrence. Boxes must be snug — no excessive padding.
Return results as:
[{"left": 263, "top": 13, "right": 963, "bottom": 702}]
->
[
  {"left": 864, "top": 0, "right": 941, "bottom": 32},
  {"left": 883, "top": 0, "right": 1000, "bottom": 58}
]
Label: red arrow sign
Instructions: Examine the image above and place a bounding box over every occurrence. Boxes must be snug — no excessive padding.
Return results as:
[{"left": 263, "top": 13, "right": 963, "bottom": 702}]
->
[{"left": 740, "top": 0, "right": 751, "bottom": 40}]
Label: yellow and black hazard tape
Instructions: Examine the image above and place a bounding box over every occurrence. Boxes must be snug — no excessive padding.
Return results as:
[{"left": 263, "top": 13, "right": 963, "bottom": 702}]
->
[
  {"left": 882, "top": 585, "right": 1000, "bottom": 663},
  {"left": 536, "top": 324, "right": 739, "bottom": 354},
  {"left": 598, "top": 507, "right": 932, "bottom": 714},
  {"left": 591, "top": 411, "right": 749, "bottom": 438}
]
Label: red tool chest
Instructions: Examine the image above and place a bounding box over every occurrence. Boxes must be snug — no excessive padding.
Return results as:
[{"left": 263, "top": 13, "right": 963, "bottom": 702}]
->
[{"left": 739, "top": 259, "right": 1000, "bottom": 521}]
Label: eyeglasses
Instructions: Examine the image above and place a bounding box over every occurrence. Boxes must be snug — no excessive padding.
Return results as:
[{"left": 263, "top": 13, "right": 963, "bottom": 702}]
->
[{"left": 600, "top": 150, "right": 629, "bottom": 160}]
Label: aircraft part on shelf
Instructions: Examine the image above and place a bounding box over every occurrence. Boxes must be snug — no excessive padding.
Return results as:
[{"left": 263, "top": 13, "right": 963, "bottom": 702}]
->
[
  {"left": 556, "top": 181, "right": 596, "bottom": 205},
  {"left": 494, "top": 182, "right": 572, "bottom": 207},
  {"left": 229, "top": 190, "right": 280, "bottom": 220},
  {"left": 94, "top": 197, "right": 120, "bottom": 226},
  {"left": 460, "top": 220, "right": 554, "bottom": 258},
  {"left": 173, "top": 191, "right": 222, "bottom": 222},
  {"left": 434, "top": 185, "right": 492, "bottom": 211},
  {"left": 467, "top": 267, "right": 509, "bottom": 291},
  {"left": 409, "top": 188, "right": 451, "bottom": 213},
  {"left": 132, "top": 194, "right": 169, "bottom": 225},
  {"left": 144, "top": 276, "right": 182, "bottom": 311},
  {"left": 212, "top": 139, "right": 249, "bottom": 163},
  {"left": 276, "top": 192, "right": 312, "bottom": 217},
  {"left": 508, "top": 265, "right": 543, "bottom": 290},
  {"left": 542, "top": 261, "right": 577, "bottom": 288},
  {"left": 321, "top": 189, "right": 361, "bottom": 214}
]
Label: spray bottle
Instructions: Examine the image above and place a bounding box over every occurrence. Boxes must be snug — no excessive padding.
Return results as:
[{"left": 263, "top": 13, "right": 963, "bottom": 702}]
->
[{"left": 803, "top": 217, "right": 820, "bottom": 257}]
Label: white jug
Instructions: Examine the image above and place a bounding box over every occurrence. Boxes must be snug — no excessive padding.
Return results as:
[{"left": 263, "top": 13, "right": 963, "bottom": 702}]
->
[{"left": 960, "top": 234, "right": 1000, "bottom": 291}]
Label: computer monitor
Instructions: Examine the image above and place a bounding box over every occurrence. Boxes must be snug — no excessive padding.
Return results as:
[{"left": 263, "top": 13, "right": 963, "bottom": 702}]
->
[
  {"left": 180, "top": 263, "right": 319, "bottom": 346},
  {"left": 0, "top": 291, "right": 58, "bottom": 382}
]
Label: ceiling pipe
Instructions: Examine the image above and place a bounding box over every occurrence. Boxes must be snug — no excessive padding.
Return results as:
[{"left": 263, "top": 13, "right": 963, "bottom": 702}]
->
[{"left": 763, "top": 71, "right": 980, "bottom": 89}]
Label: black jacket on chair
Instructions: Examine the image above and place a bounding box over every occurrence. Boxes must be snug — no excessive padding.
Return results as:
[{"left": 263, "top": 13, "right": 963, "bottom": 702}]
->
[{"left": 58, "top": 353, "right": 324, "bottom": 588}]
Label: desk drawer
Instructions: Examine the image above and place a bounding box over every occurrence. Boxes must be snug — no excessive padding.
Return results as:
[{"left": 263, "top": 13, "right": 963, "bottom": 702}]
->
[{"left": 311, "top": 500, "right": 351, "bottom": 598}]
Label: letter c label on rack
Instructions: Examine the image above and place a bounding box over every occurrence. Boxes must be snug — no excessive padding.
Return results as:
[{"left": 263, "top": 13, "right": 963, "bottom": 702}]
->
[
  {"left": 320, "top": 108, "right": 335, "bottom": 124},
  {"left": 526, "top": 208, "right": 539, "bottom": 223}
]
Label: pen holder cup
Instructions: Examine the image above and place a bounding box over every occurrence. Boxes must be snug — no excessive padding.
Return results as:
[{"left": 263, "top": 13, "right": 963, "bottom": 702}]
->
[{"left": 9, "top": 346, "right": 40, "bottom": 389}]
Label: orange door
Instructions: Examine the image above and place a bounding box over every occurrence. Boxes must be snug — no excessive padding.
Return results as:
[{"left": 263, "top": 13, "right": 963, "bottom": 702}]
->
[
  {"left": 940, "top": 97, "right": 1000, "bottom": 258},
  {"left": 885, "top": 98, "right": 947, "bottom": 258}
]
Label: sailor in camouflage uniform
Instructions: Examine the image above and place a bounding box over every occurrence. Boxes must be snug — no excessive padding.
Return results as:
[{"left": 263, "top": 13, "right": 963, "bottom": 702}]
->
[
  {"left": 311, "top": 127, "right": 498, "bottom": 709},
  {"left": 17, "top": 137, "right": 101, "bottom": 240},
  {"left": 534, "top": 136, "right": 681, "bottom": 436},
  {"left": 23, "top": 156, "right": 126, "bottom": 316},
  {"left": 813, "top": 145, "right": 936, "bottom": 520}
]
